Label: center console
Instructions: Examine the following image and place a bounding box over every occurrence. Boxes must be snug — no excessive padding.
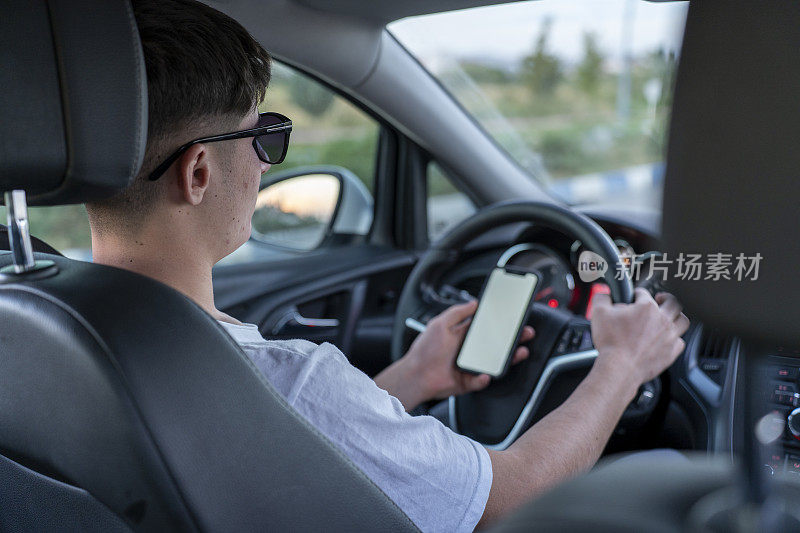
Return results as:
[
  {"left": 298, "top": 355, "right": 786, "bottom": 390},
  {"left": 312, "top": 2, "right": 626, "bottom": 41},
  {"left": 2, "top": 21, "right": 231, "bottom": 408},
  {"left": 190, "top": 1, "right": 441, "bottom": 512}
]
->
[{"left": 762, "top": 355, "right": 800, "bottom": 477}]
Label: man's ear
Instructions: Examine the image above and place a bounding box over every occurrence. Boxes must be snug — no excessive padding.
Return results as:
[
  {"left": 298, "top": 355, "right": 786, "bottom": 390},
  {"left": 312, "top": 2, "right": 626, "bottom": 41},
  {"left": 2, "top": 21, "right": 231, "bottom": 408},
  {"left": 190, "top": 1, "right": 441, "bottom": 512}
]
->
[{"left": 175, "top": 143, "right": 211, "bottom": 206}]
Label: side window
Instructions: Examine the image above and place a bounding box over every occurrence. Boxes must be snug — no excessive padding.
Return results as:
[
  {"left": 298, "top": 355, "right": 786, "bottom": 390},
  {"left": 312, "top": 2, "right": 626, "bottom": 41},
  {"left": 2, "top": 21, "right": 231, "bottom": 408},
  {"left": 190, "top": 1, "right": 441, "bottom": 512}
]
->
[
  {"left": 1, "top": 62, "right": 381, "bottom": 263},
  {"left": 262, "top": 62, "right": 380, "bottom": 193},
  {"left": 426, "top": 162, "right": 476, "bottom": 241},
  {"left": 231, "top": 62, "right": 382, "bottom": 260}
]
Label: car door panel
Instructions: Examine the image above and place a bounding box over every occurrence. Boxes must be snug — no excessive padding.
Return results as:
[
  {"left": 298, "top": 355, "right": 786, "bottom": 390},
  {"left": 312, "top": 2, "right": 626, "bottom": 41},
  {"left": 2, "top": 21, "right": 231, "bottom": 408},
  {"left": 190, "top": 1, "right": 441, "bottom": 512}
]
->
[{"left": 213, "top": 244, "right": 416, "bottom": 376}]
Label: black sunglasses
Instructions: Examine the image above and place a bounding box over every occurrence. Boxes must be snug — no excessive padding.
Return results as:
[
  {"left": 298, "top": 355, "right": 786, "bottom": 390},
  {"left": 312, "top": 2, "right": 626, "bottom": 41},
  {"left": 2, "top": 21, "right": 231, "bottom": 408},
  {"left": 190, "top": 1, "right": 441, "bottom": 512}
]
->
[{"left": 148, "top": 112, "right": 292, "bottom": 181}]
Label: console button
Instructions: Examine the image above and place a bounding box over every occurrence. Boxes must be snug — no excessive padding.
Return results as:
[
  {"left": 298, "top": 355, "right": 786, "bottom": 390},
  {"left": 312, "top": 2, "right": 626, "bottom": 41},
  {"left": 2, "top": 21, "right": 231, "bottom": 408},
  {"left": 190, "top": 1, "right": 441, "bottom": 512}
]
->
[
  {"left": 764, "top": 451, "right": 787, "bottom": 477},
  {"left": 767, "top": 452, "right": 785, "bottom": 471},
  {"left": 771, "top": 365, "right": 798, "bottom": 381},
  {"left": 772, "top": 382, "right": 798, "bottom": 406},
  {"left": 776, "top": 383, "right": 796, "bottom": 394}
]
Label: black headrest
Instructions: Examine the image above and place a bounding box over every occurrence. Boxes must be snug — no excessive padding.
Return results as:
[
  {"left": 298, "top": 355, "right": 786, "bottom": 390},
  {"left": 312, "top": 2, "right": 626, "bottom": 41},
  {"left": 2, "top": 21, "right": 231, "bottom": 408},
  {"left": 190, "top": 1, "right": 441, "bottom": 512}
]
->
[
  {"left": 0, "top": 0, "right": 147, "bottom": 206},
  {"left": 662, "top": 1, "right": 800, "bottom": 347}
]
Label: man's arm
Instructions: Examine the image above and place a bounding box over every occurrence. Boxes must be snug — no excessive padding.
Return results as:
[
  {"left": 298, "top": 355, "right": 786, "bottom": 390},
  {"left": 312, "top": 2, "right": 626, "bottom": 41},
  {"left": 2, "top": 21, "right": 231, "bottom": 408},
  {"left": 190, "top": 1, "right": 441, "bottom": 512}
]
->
[
  {"left": 478, "top": 289, "right": 689, "bottom": 527},
  {"left": 481, "top": 356, "right": 638, "bottom": 523}
]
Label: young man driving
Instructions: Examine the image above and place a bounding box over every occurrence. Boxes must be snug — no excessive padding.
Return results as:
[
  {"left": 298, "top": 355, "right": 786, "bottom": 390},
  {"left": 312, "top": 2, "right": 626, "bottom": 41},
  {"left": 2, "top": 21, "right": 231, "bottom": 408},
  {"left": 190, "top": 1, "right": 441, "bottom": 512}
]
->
[{"left": 86, "top": 1, "right": 690, "bottom": 530}]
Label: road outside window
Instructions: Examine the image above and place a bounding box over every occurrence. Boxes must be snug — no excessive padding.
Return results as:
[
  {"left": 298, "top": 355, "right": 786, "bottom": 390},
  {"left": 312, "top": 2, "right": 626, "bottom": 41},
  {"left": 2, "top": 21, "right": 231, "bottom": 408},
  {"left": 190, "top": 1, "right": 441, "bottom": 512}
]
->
[{"left": 391, "top": 0, "right": 688, "bottom": 208}]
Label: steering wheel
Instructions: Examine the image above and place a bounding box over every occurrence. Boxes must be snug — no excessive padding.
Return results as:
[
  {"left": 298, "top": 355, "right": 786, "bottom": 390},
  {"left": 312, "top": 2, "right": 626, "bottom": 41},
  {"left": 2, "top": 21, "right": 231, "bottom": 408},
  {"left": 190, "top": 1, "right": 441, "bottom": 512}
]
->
[{"left": 391, "top": 200, "right": 643, "bottom": 449}]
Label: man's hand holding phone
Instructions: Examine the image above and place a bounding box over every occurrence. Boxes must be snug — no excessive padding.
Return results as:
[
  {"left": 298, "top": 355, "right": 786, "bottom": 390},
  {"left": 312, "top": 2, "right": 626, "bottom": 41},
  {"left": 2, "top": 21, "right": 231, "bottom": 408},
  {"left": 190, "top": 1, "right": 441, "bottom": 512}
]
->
[
  {"left": 405, "top": 301, "right": 535, "bottom": 400},
  {"left": 376, "top": 301, "right": 534, "bottom": 411},
  {"left": 455, "top": 267, "right": 539, "bottom": 378}
]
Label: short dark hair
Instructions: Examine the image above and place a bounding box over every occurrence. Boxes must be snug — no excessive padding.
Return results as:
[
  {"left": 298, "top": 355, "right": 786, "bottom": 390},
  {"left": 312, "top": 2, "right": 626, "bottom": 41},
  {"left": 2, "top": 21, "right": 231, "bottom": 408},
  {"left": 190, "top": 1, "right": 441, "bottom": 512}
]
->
[{"left": 87, "top": 0, "right": 272, "bottom": 233}]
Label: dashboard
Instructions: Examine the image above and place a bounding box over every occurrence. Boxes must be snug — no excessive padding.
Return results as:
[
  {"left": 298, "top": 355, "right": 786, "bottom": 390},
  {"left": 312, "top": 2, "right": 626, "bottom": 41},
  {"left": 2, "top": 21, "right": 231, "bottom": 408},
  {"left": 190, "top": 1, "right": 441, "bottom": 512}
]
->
[
  {"left": 760, "top": 356, "right": 800, "bottom": 477},
  {"left": 437, "top": 206, "right": 741, "bottom": 455},
  {"left": 444, "top": 212, "right": 661, "bottom": 319}
]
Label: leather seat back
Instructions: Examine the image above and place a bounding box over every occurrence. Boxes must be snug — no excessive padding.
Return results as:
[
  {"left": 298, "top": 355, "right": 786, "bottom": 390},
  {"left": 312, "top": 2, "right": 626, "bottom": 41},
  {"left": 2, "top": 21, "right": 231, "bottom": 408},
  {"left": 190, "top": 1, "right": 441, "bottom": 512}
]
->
[{"left": 0, "top": 253, "right": 416, "bottom": 531}]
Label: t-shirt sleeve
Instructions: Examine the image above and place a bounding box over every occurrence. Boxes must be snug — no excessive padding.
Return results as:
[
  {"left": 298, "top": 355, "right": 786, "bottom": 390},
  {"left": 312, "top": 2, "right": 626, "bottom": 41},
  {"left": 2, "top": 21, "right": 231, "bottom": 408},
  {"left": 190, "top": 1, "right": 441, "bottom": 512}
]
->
[{"left": 286, "top": 341, "right": 493, "bottom": 533}]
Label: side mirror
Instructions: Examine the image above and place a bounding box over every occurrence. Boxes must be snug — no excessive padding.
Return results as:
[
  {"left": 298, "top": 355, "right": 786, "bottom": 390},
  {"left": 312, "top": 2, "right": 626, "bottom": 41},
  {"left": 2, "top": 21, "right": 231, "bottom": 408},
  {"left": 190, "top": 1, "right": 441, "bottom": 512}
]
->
[{"left": 251, "top": 166, "right": 373, "bottom": 251}]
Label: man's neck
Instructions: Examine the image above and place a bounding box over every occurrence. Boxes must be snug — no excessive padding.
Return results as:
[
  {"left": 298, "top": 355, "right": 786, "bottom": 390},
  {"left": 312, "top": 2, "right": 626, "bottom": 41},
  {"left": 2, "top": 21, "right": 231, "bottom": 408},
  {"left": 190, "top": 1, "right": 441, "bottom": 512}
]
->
[{"left": 91, "top": 229, "right": 237, "bottom": 324}]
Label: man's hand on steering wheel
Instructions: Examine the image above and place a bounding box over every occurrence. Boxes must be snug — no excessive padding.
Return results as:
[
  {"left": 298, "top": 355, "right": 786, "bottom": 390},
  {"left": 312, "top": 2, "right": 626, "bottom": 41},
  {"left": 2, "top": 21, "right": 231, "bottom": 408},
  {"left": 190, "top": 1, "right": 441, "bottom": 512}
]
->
[
  {"left": 591, "top": 288, "right": 690, "bottom": 398},
  {"left": 375, "top": 301, "right": 535, "bottom": 411}
]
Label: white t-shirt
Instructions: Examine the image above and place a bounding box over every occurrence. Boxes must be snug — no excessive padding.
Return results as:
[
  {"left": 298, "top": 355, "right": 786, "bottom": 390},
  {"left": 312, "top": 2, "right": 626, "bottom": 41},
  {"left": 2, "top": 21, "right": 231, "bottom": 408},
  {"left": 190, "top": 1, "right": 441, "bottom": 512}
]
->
[{"left": 219, "top": 321, "right": 492, "bottom": 533}]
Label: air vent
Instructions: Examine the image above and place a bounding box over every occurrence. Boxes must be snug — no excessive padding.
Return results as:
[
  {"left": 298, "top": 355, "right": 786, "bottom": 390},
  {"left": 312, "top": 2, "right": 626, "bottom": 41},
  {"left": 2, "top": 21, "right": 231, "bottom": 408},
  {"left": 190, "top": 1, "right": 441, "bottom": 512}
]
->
[
  {"left": 699, "top": 330, "right": 734, "bottom": 359},
  {"left": 698, "top": 329, "right": 733, "bottom": 385}
]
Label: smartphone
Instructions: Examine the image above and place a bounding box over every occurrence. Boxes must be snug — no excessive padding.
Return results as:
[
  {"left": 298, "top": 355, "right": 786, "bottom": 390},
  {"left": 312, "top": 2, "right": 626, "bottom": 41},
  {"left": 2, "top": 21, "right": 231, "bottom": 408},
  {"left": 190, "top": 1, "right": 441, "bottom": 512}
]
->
[{"left": 456, "top": 266, "right": 539, "bottom": 378}]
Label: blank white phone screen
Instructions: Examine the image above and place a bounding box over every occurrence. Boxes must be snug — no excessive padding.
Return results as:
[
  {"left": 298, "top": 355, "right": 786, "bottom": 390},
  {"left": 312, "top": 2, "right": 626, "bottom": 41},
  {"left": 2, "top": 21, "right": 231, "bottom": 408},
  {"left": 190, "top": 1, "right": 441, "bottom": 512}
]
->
[{"left": 456, "top": 268, "right": 539, "bottom": 377}]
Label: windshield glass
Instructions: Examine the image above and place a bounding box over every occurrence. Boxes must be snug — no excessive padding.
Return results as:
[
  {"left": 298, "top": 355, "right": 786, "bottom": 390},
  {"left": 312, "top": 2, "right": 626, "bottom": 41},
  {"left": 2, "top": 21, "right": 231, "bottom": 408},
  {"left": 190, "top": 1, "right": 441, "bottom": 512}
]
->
[{"left": 389, "top": 0, "right": 688, "bottom": 208}]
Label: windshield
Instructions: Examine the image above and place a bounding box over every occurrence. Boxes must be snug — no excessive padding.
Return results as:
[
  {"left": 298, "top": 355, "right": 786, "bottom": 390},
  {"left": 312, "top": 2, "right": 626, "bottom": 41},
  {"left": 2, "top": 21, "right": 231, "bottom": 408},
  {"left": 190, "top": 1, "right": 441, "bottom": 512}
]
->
[{"left": 389, "top": 0, "right": 688, "bottom": 208}]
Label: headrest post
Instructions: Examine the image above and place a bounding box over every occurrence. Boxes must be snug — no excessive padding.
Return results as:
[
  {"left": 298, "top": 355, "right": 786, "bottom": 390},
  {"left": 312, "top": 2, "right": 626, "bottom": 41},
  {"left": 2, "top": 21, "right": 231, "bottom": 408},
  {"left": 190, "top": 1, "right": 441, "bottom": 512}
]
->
[
  {"left": 5, "top": 190, "right": 35, "bottom": 273},
  {"left": 0, "top": 190, "right": 58, "bottom": 282}
]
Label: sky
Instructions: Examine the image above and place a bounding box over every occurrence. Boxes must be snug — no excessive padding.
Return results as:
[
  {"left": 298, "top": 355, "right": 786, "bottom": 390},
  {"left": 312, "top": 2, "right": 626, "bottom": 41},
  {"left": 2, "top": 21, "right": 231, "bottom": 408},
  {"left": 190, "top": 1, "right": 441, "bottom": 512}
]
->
[
  {"left": 389, "top": 0, "right": 688, "bottom": 68},
  {"left": 257, "top": 175, "right": 339, "bottom": 218}
]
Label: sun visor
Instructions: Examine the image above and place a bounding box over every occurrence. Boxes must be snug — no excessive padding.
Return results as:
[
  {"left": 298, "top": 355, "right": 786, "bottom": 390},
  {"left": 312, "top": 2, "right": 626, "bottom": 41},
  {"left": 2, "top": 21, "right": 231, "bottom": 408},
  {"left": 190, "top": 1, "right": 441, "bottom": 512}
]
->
[
  {"left": 0, "top": 0, "right": 147, "bottom": 205},
  {"left": 662, "top": 1, "right": 800, "bottom": 347}
]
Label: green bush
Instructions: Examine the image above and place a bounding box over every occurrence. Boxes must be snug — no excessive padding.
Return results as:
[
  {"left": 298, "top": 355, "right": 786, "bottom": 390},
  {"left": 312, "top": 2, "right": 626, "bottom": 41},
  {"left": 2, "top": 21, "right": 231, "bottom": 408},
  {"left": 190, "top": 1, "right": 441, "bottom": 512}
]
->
[
  {"left": 281, "top": 130, "right": 379, "bottom": 193},
  {"left": 520, "top": 18, "right": 564, "bottom": 97},
  {"left": 0, "top": 204, "right": 91, "bottom": 252},
  {"left": 538, "top": 130, "right": 594, "bottom": 177},
  {"left": 288, "top": 75, "right": 335, "bottom": 117}
]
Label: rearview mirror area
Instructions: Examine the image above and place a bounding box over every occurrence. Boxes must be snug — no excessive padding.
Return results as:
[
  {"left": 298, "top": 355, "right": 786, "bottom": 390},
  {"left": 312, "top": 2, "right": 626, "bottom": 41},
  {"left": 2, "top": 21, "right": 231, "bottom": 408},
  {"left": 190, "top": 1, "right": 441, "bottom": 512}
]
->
[{"left": 252, "top": 174, "right": 341, "bottom": 251}]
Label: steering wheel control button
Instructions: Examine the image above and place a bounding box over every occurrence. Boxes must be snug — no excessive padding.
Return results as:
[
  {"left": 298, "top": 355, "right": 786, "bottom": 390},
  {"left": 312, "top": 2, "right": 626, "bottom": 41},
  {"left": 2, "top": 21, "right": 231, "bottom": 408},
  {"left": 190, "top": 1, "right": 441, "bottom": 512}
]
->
[
  {"left": 555, "top": 329, "right": 573, "bottom": 355},
  {"left": 555, "top": 334, "right": 569, "bottom": 355},
  {"left": 554, "top": 325, "right": 592, "bottom": 356},
  {"left": 636, "top": 383, "right": 657, "bottom": 409},
  {"left": 578, "top": 330, "right": 593, "bottom": 351},
  {"left": 568, "top": 330, "right": 583, "bottom": 351}
]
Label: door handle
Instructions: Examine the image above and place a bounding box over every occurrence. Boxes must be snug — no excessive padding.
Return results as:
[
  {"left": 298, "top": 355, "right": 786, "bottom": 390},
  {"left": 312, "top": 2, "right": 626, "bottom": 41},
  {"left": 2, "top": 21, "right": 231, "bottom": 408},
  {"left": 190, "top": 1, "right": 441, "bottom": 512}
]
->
[{"left": 271, "top": 306, "right": 340, "bottom": 334}]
